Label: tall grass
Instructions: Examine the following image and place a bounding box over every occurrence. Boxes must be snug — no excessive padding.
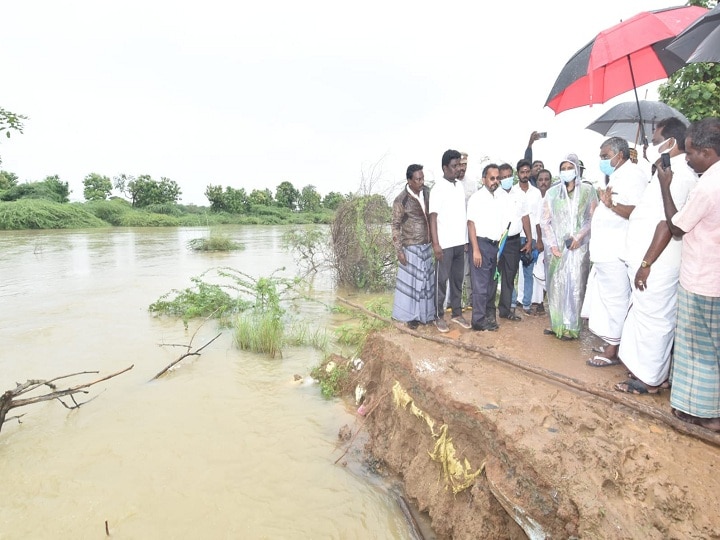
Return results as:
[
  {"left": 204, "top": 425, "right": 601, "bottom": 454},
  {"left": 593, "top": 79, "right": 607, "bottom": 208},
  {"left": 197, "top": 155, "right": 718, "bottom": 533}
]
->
[
  {"left": 187, "top": 234, "right": 243, "bottom": 252},
  {"left": 0, "top": 200, "right": 108, "bottom": 229}
]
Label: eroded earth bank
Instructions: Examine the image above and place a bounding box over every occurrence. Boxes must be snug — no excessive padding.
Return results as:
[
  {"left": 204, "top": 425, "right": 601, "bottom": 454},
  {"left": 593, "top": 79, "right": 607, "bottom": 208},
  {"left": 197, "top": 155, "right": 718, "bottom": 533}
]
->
[{"left": 354, "top": 319, "right": 720, "bottom": 540}]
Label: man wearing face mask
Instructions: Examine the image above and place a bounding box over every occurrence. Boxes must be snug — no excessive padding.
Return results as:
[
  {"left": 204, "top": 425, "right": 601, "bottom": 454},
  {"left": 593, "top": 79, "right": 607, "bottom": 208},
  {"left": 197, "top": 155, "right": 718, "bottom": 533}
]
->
[
  {"left": 585, "top": 137, "right": 650, "bottom": 367},
  {"left": 467, "top": 164, "right": 514, "bottom": 331},
  {"left": 614, "top": 117, "right": 698, "bottom": 394},
  {"left": 497, "top": 163, "right": 532, "bottom": 321}
]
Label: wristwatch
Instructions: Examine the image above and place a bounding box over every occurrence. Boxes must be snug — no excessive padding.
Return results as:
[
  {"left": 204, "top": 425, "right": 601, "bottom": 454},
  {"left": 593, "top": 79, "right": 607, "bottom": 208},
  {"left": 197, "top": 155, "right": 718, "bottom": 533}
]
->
[{"left": 641, "top": 260, "right": 651, "bottom": 268}]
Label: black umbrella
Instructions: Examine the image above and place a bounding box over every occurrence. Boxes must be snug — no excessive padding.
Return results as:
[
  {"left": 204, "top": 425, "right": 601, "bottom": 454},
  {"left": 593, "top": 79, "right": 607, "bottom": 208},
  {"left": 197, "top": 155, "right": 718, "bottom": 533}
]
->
[
  {"left": 666, "top": 4, "right": 720, "bottom": 63},
  {"left": 586, "top": 100, "right": 689, "bottom": 144}
]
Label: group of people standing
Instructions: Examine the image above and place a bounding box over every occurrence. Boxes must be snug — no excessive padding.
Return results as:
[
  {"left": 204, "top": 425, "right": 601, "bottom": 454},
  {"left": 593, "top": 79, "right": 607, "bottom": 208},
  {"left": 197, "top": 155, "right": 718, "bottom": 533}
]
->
[{"left": 391, "top": 117, "right": 720, "bottom": 433}]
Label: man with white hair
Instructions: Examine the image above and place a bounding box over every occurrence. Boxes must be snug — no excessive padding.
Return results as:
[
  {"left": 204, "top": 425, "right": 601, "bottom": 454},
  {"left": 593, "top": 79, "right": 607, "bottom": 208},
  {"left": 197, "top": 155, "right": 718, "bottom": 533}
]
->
[{"left": 585, "top": 136, "right": 649, "bottom": 367}]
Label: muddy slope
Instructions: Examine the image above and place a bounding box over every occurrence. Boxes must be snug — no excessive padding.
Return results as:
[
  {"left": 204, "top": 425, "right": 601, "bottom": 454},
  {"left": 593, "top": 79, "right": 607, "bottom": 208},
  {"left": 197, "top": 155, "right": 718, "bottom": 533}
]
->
[{"left": 357, "top": 329, "right": 720, "bottom": 540}]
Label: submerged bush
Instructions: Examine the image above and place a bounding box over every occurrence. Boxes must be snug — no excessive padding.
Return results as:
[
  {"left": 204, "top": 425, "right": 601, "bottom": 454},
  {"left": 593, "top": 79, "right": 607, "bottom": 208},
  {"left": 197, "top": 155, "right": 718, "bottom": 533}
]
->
[
  {"left": 187, "top": 234, "right": 244, "bottom": 252},
  {"left": 0, "top": 200, "right": 108, "bottom": 229}
]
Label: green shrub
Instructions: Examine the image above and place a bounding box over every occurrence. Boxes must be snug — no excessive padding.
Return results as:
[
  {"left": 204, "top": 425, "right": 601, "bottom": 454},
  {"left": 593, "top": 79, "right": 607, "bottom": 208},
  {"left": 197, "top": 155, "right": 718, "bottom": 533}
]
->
[
  {"left": 117, "top": 211, "right": 180, "bottom": 227},
  {"left": 187, "top": 234, "right": 244, "bottom": 252},
  {"left": 0, "top": 200, "right": 108, "bottom": 229},
  {"left": 144, "top": 203, "right": 183, "bottom": 216},
  {"left": 84, "top": 199, "right": 133, "bottom": 225}
]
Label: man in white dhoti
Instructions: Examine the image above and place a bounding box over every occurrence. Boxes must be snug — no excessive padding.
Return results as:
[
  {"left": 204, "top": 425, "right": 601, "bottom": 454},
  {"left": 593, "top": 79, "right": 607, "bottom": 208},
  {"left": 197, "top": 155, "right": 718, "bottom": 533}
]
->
[
  {"left": 586, "top": 137, "right": 650, "bottom": 367},
  {"left": 615, "top": 118, "right": 698, "bottom": 394}
]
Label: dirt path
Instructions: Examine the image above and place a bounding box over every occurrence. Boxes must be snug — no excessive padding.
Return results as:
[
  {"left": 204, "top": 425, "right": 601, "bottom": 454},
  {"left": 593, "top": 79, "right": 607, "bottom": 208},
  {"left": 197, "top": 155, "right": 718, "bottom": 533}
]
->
[{"left": 354, "top": 310, "right": 720, "bottom": 539}]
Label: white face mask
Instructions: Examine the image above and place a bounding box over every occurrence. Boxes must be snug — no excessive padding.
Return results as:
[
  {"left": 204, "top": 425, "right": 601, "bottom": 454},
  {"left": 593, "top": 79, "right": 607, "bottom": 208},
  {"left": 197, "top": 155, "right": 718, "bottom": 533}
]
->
[
  {"left": 646, "top": 138, "right": 675, "bottom": 166},
  {"left": 559, "top": 169, "right": 576, "bottom": 184}
]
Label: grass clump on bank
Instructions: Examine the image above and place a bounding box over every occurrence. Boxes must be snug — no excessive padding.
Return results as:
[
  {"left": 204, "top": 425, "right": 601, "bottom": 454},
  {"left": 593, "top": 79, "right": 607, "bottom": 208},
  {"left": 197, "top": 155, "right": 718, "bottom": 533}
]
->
[{"left": 310, "top": 356, "right": 354, "bottom": 399}]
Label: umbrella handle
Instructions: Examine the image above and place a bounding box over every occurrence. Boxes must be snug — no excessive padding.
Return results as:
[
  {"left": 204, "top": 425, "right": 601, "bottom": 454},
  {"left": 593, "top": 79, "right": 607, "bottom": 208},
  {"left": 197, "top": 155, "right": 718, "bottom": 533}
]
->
[{"left": 626, "top": 55, "right": 648, "bottom": 146}]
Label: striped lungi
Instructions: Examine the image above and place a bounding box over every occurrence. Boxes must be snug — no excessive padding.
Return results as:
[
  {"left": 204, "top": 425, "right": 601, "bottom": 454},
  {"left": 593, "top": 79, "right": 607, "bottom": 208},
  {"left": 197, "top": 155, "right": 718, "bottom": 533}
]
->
[
  {"left": 670, "top": 286, "right": 720, "bottom": 418},
  {"left": 392, "top": 243, "right": 436, "bottom": 324}
]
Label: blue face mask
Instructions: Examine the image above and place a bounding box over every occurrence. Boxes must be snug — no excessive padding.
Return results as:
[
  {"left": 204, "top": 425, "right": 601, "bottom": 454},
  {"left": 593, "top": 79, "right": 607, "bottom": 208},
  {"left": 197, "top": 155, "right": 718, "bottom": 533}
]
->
[
  {"left": 599, "top": 158, "right": 616, "bottom": 176},
  {"left": 500, "top": 177, "right": 514, "bottom": 191}
]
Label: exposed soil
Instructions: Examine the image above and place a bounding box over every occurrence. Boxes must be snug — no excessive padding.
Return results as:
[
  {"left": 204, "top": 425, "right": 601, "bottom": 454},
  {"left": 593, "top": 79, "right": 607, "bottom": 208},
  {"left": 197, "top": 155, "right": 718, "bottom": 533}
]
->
[{"left": 353, "top": 309, "right": 720, "bottom": 539}]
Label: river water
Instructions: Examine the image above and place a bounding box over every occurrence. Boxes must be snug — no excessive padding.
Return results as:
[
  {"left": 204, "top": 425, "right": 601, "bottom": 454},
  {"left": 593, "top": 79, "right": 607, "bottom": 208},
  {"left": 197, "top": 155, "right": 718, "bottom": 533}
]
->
[{"left": 0, "top": 226, "right": 415, "bottom": 539}]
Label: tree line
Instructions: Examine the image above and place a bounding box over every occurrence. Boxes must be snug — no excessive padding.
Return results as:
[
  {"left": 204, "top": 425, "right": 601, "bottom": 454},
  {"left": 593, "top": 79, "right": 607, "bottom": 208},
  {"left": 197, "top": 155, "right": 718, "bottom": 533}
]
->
[{"left": 0, "top": 169, "right": 350, "bottom": 213}]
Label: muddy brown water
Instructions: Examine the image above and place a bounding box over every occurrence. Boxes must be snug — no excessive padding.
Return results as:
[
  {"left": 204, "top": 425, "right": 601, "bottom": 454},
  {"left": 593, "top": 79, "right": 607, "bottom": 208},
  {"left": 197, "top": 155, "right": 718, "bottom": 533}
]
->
[{"left": 0, "top": 226, "right": 416, "bottom": 539}]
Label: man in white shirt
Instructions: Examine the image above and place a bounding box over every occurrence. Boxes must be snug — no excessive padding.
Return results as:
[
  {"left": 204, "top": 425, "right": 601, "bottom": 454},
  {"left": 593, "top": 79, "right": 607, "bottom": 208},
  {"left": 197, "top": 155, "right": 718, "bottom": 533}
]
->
[
  {"left": 429, "top": 149, "right": 472, "bottom": 333},
  {"left": 586, "top": 136, "right": 650, "bottom": 367},
  {"left": 497, "top": 163, "right": 532, "bottom": 321},
  {"left": 467, "top": 164, "right": 514, "bottom": 331},
  {"left": 512, "top": 159, "right": 543, "bottom": 316},
  {"left": 615, "top": 118, "right": 697, "bottom": 393}
]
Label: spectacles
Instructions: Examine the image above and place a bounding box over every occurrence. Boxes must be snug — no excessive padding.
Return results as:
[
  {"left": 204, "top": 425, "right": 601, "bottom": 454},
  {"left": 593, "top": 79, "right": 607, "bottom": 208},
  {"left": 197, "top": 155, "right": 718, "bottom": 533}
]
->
[{"left": 486, "top": 176, "right": 500, "bottom": 180}]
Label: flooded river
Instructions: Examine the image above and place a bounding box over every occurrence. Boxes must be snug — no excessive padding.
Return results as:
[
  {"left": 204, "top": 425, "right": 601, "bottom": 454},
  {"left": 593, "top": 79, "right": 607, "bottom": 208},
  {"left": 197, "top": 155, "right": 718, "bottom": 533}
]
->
[{"left": 0, "top": 226, "right": 415, "bottom": 539}]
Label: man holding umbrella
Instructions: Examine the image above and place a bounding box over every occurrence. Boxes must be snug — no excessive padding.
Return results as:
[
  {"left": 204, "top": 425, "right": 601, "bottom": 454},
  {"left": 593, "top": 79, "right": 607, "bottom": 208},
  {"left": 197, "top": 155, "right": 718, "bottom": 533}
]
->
[{"left": 659, "top": 117, "right": 720, "bottom": 432}]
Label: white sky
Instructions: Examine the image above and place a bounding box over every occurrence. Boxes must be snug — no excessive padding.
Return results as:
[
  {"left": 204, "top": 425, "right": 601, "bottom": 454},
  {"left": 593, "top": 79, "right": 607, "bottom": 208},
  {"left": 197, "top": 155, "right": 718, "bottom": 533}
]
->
[{"left": 1, "top": 0, "right": 680, "bottom": 205}]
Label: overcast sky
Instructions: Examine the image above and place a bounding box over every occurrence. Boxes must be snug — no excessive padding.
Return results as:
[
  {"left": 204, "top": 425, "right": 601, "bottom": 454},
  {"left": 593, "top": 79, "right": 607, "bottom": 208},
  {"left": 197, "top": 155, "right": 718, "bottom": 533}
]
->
[{"left": 1, "top": 0, "right": 683, "bottom": 205}]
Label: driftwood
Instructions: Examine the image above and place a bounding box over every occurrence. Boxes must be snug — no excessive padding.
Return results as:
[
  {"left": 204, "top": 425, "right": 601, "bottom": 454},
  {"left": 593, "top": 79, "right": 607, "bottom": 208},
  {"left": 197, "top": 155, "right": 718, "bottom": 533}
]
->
[
  {"left": 0, "top": 365, "right": 134, "bottom": 434},
  {"left": 153, "top": 333, "right": 222, "bottom": 380},
  {"left": 337, "top": 297, "right": 720, "bottom": 449}
]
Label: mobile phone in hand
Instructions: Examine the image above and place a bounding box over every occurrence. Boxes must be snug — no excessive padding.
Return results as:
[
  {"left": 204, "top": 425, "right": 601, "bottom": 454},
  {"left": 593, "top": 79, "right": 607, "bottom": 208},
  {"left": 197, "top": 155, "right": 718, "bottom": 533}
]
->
[
  {"left": 661, "top": 153, "right": 671, "bottom": 170},
  {"left": 537, "top": 132, "right": 547, "bottom": 139}
]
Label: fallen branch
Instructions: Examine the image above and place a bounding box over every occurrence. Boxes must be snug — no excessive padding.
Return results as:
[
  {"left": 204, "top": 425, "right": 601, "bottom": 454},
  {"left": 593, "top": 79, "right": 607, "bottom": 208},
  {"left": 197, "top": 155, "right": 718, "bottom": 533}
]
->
[
  {"left": 153, "top": 333, "right": 222, "bottom": 380},
  {"left": 334, "top": 389, "right": 390, "bottom": 465},
  {"left": 0, "top": 365, "right": 134, "bottom": 434}
]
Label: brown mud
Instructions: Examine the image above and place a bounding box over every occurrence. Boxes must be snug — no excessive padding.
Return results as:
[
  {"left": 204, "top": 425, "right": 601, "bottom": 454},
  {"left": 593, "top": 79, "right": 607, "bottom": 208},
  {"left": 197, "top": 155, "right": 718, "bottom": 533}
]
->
[{"left": 354, "top": 310, "right": 720, "bottom": 539}]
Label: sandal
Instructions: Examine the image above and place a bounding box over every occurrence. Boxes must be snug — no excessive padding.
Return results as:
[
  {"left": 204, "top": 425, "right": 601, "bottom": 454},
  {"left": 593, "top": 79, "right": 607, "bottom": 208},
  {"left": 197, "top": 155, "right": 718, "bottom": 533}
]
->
[
  {"left": 586, "top": 355, "right": 622, "bottom": 367},
  {"left": 614, "top": 379, "right": 659, "bottom": 395},
  {"left": 627, "top": 372, "right": 671, "bottom": 389},
  {"left": 592, "top": 345, "right": 606, "bottom": 354}
]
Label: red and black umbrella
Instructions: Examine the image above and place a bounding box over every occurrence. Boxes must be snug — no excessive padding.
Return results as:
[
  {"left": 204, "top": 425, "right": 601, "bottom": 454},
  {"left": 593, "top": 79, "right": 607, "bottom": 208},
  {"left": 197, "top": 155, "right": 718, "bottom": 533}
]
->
[{"left": 545, "top": 5, "right": 706, "bottom": 142}]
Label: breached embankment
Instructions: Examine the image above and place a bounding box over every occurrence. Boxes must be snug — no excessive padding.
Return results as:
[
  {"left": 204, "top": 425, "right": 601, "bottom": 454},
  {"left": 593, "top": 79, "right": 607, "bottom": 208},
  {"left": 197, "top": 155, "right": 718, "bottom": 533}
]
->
[{"left": 356, "top": 329, "right": 720, "bottom": 539}]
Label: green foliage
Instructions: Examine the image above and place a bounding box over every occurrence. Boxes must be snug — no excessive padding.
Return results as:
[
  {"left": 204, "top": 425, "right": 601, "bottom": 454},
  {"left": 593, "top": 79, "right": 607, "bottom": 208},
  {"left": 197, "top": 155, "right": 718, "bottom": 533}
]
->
[
  {"left": 0, "top": 199, "right": 108, "bottom": 229},
  {"left": 149, "top": 270, "right": 252, "bottom": 325},
  {"left": 117, "top": 211, "right": 180, "bottom": 227},
  {"left": 187, "top": 233, "right": 244, "bottom": 251},
  {"left": 298, "top": 184, "right": 321, "bottom": 212},
  {"left": 0, "top": 107, "right": 27, "bottom": 163},
  {"left": 0, "top": 175, "right": 70, "bottom": 203},
  {"left": 143, "top": 202, "right": 182, "bottom": 216},
  {"left": 330, "top": 195, "right": 394, "bottom": 291},
  {"left": 322, "top": 191, "right": 345, "bottom": 210},
  {"left": 333, "top": 297, "right": 391, "bottom": 351},
  {"left": 275, "top": 181, "right": 300, "bottom": 210},
  {"left": 659, "top": 63, "right": 720, "bottom": 122},
  {"left": 83, "top": 172, "right": 113, "bottom": 201},
  {"left": 310, "top": 359, "right": 353, "bottom": 399},
  {"left": 205, "top": 184, "right": 250, "bottom": 213},
  {"left": 0, "top": 170, "right": 19, "bottom": 190},
  {"left": 282, "top": 226, "right": 329, "bottom": 273},
  {"left": 248, "top": 188, "right": 274, "bottom": 206},
  {"left": 117, "top": 174, "right": 182, "bottom": 207},
  {"left": 83, "top": 198, "right": 133, "bottom": 225}
]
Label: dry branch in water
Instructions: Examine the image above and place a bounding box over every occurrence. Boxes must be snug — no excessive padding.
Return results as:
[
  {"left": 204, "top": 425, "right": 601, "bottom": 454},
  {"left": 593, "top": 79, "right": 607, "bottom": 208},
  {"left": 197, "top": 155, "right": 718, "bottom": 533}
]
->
[
  {"left": 0, "top": 365, "right": 134, "bottom": 434},
  {"left": 153, "top": 332, "right": 222, "bottom": 380}
]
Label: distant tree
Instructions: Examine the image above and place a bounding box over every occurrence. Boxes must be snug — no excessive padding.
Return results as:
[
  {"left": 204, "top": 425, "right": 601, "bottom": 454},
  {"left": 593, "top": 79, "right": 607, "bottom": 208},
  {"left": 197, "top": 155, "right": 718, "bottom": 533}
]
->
[
  {"left": 205, "top": 184, "right": 226, "bottom": 211},
  {"left": 275, "top": 181, "right": 300, "bottom": 210},
  {"left": 322, "top": 191, "right": 345, "bottom": 210},
  {"left": 658, "top": 0, "right": 719, "bottom": 121},
  {"left": 205, "top": 185, "right": 250, "bottom": 213},
  {"left": 0, "top": 170, "right": 19, "bottom": 190},
  {"left": 39, "top": 175, "right": 70, "bottom": 203},
  {"left": 83, "top": 172, "right": 113, "bottom": 201},
  {"left": 113, "top": 173, "right": 135, "bottom": 200},
  {"left": 298, "top": 184, "right": 322, "bottom": 212},
  {"left": 125, "top": 175, "right": 182, "bottom": 207},
  {"left": 249, "top": 188, "right": 274, "bottom": 206}
]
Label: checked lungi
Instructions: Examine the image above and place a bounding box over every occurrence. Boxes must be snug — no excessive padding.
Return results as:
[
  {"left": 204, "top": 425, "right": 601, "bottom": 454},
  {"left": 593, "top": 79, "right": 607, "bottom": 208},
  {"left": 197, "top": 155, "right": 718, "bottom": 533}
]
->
[
  {"left": 392, "top": 243, "right": 436, "bottom": 324},
  {"left": 670, "top": 286, "right": 720, "bottom": 418}
]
